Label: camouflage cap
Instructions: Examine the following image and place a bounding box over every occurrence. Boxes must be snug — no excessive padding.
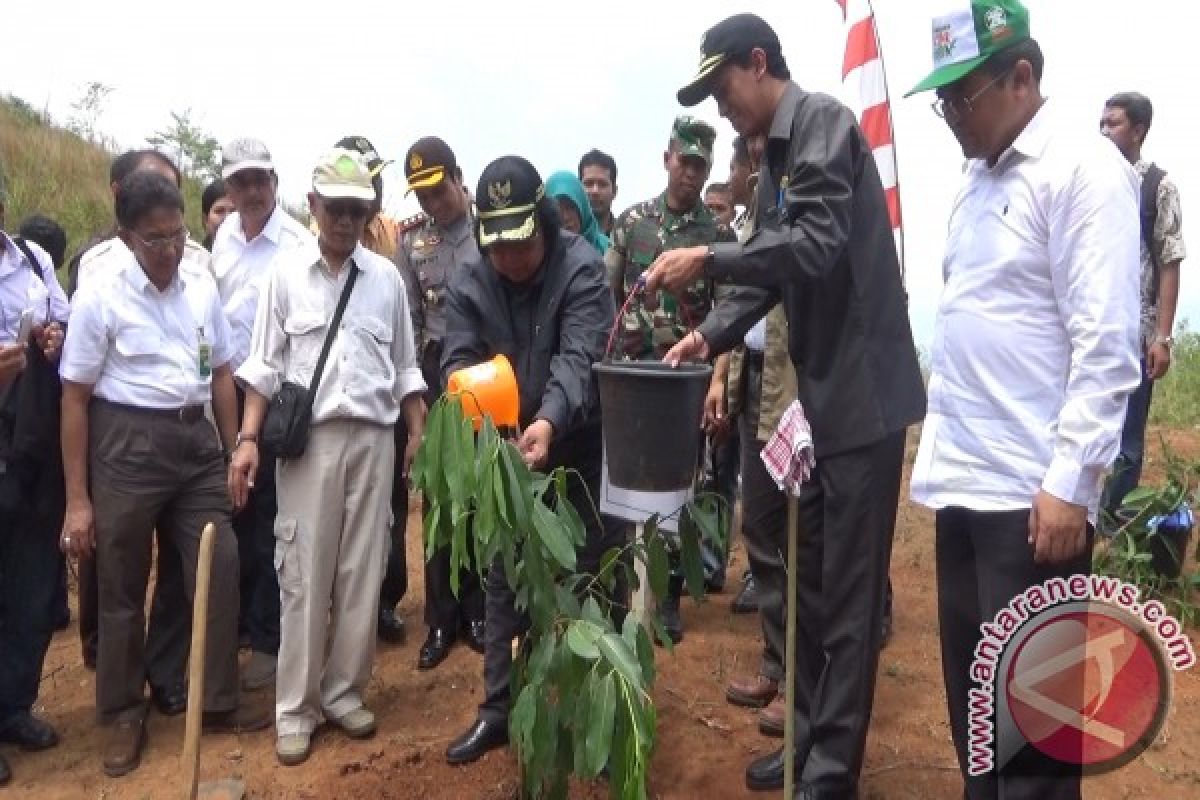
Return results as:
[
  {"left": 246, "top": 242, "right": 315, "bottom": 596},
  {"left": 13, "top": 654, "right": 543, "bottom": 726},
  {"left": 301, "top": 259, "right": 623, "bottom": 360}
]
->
[{"left": 671, "top": 116, "right": 717, "bottom": 164}]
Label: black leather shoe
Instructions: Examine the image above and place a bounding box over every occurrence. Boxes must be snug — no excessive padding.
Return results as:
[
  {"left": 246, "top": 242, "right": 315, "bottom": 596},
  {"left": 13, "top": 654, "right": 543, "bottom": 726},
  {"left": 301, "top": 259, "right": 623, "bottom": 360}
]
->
[
  {"left": 0, "top": 751, "right": 10, "bottom": 786},
  {"left": 445, "top": 717, "right": 508, "bottom": 765},
  {"left": 0, "top": 713, "right": 59, "bottom": 751},
  {"left": 731, "top": 573, "right": 760, "bottom": 614},
  {"left": 418, "top": 628, "right": 456, "bottom": 670},
  {"left": 151, "top": 682, "right": 188, "bottom": 717},
  {"left": 656, "top": 586, "right": 684, "bottom": 646},
  {"left": 745, "top": 748, "right": 785, "bottom": 791},
  {"left": 378, "top": 608, "right": 407, "bottom": 644},
  {"left": 463, "top": 619, "right": 487, "bottom": 655}
]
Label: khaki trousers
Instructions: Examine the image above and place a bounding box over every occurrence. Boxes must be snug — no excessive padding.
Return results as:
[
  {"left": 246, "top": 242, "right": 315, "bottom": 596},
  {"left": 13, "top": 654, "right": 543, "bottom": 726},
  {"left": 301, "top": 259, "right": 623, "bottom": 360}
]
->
[{"left": 273, "top": 419, "right": 393, "bottom": 736}]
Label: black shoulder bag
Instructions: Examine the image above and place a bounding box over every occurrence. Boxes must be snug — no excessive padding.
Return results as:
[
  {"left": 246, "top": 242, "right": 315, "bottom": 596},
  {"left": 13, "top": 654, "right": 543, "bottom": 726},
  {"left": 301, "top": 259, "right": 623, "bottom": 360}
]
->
[{"left": 263, "top": 263, "right": 360, "bottom": 458}]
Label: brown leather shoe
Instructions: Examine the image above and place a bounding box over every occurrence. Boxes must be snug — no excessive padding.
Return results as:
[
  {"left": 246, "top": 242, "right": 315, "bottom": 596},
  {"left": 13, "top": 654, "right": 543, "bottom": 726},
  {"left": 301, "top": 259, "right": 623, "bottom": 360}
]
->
[
  {"left": 725, "top": 674, "right": 779, "bottom": 708},
  {"left": 103, "top": 718, "right": 146, "bottom": 777},
  {"left": 759, "top": 695, "right": 786, "bottom": 737},
  {"left": 202, "top": 703, "right": 272, "bottom": 734}
]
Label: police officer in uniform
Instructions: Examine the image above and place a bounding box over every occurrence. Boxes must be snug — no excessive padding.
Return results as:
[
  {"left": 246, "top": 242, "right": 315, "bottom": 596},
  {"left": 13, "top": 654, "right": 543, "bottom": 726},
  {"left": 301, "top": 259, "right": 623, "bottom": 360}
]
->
[{"left": 394, "top": 137, "right": 487, "bottom": 669}]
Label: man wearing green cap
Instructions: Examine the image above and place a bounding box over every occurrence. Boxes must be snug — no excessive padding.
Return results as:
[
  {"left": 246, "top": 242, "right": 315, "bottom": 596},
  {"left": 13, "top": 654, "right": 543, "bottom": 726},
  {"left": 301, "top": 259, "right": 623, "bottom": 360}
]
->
[
  {"left": 905, "top": 3, "right": 1141, "bottom": 799},
  {"left": 230, "top": 147, "right": 426, "bottom": 766},
  {"left": 605, "top": 114, "right": 735, "bottom": 643},
  {"left": 647, "top": 12, "right": 925, "bottom": 797}
]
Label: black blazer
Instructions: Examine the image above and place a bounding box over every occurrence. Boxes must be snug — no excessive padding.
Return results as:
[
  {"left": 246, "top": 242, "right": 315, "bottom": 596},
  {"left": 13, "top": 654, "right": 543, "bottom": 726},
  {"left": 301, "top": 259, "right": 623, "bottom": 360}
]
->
[
  {"left": 698, "top": 83, "right": 926, "bottom": 457},
  {"left": 441, "top": 231, "right": 616, "bottom": 466}
]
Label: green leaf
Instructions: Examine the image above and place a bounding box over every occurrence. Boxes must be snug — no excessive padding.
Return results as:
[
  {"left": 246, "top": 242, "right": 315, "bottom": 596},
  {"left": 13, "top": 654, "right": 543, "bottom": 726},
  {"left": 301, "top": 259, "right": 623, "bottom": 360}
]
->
[
  {"left": 492, "top": 467, "right": 510, "bottom": 528},
  {"left": 510, "top": 685, "right": 537, "bottom": 755},
  {"left": 499, "top": 443, "right": 531, "bottom": 529},
  {"left": 457, "top": 412, "right": 477, "bottom": 498},
  {"left": 532, "top": 501, "right": 577, "bottom": 572},
  {"left": 645, "top": 530, "right": 670, "bottom": 600},
  {"left": 556, "top": 493, "right": 587, "bottom": 549},
  {"left": 635, "top": 621, "right": 658, "bottom": 685},
  {"left": 581, "top": 595, "right": 606, "bottom": 628},
  {"left": 597, "top": 632, "right": 646, "bottom": 695},
  {"left": 677, "top": 507, "right": 707, "bottom": 601},
  {"left": 584, "top": 670, "right": 617, "bottom": 777},
  {"left": 422, "top": 503, "right": 442, "bottom": 561},
  {"left": 554, "top": 584, "right": 582, "bottom": 618},
  {"left": 688, "top": 493, "right": 727, "bottom": 551},
  {"left": 565, "top": 619, "right": 603, "bottom": 660}
]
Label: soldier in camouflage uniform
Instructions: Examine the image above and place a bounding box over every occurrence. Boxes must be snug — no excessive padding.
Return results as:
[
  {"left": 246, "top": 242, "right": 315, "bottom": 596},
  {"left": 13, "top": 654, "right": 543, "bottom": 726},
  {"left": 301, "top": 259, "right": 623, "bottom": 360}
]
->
[
  {"left": 393, "top": 137, "right": 487, "bottom": 671},
  {"left": 603, "top": 115, "right": 735, "bottom": 643},
  {"left": 606, "top": 116, "right": 736, "bottom": 362}
]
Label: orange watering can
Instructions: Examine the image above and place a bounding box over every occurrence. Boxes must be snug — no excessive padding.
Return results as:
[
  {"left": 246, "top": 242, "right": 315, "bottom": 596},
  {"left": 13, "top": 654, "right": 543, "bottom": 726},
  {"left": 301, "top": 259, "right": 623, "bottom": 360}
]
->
[{"left": 447, "top": 354, "right": 520, "bottom": 431}]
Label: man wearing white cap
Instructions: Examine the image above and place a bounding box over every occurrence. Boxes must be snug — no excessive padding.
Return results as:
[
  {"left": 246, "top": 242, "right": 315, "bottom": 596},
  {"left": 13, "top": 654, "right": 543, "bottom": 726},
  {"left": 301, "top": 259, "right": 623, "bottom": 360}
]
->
[
  {"left": 229, "top": 148, "right": 426, "bottom": 766},
  {"left": 210, "top": 138, "right": 313, "bottom": 693}
]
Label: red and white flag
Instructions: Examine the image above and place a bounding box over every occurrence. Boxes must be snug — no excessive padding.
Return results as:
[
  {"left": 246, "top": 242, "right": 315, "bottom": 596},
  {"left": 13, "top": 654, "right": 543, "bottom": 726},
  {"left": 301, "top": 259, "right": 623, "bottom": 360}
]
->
[{"left": 835, "top": 0, "right": 904, "bottom": 278}]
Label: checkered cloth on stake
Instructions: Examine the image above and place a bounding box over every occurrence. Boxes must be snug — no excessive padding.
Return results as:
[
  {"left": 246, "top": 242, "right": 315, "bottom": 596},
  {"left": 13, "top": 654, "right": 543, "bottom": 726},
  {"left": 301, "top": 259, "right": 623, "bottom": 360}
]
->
[{"left": 760, "top": 400, "right": 816, "bottom": 496}]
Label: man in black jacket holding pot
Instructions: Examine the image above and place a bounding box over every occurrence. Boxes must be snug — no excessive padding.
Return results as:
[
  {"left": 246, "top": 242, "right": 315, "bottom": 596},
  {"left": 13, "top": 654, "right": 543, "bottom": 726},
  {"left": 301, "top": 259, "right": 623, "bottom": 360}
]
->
[
  {"left": 440, "top": 156, "right": 623, "bottom": 766},
  {"left": 646, "top": 14, "right": 925, "bottom": 799}
]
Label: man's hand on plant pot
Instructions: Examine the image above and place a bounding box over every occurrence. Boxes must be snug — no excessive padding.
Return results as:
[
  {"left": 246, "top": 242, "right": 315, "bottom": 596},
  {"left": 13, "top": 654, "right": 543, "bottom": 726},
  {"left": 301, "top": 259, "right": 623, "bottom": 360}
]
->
[
  {"left": 663, "top": 331, "right": 710, "bottom": 367},
  {"left": 518, "top": 419, "right": 554, "bottom": 469},
  {"left": 1028, "top": 490, "right": 1089, "bottom": 564}
]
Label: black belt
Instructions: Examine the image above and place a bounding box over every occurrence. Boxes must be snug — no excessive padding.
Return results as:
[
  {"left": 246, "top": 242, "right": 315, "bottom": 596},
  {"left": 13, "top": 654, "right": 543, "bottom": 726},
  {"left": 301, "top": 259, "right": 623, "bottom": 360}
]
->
[{"left": 96, "top": 398, "right": 206, "bottom": 424}]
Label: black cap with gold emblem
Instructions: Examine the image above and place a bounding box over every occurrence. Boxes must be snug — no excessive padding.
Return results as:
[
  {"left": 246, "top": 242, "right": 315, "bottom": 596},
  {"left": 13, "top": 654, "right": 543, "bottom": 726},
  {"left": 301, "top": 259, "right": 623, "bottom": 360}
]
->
[
  {"left": 475, "top": 156, "right": 545, "bottom": 248},
  {"left": 404, "top": 136, "right": 459, "bottom": 195}
]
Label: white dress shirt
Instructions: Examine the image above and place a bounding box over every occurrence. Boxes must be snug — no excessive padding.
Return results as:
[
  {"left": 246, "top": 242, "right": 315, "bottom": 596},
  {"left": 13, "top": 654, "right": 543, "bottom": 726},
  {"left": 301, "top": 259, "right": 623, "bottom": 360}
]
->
[
  {"left": 910, "top": 102, "right": 1142, "bottom": 519},
  {"left": 0, "top": 233, "right": 69, "bottom": 342},
  {"left": 211, "top": 207, "right": 314, "bottom": 372},
  {"left": 60, "top": 250, "right": 233, "bottom": 409},
  {"left": 236, "top": 241, "right": 425, "bottom": 426}
]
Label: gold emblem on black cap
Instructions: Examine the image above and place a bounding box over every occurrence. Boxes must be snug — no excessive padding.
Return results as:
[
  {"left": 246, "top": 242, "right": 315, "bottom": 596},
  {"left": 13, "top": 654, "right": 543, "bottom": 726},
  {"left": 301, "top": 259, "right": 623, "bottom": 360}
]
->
[
  {"left": 409, "top": 152, "right": 424, "bottom": 171},
  {"left": 488, "top": 179, "right": 513, "bottom": 209}
]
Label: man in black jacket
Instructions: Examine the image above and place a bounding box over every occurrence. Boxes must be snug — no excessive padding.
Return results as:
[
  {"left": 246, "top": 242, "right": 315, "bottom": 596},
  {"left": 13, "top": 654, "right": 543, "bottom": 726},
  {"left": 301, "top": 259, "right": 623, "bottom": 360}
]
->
[
  {"left": 441, "top": 156, "right": 622, "bottom": 766},
  {"left": 647, "top": 14, "right": 926, "bottom": 799}
]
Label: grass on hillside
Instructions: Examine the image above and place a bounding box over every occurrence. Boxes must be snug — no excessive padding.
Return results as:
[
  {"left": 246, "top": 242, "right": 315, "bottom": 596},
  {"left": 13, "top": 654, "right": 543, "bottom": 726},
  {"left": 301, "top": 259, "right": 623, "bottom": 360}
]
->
[
  {"left": 0, "top": 94, "right": 205, "bottom": 278},
  {"left": 1150, "top": 321, "right": 1200, "bottom": 429}
]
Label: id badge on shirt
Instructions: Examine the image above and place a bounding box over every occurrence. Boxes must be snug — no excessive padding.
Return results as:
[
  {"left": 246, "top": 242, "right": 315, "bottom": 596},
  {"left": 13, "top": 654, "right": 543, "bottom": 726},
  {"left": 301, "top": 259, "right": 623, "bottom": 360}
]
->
[{"left": 197, "top": 326, "right": 212, "bottom": 378}]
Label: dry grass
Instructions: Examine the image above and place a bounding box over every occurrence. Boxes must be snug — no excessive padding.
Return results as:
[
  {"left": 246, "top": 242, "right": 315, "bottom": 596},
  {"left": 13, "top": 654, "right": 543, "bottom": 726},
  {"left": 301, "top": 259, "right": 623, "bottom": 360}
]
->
[{"left": 1, "top": 94, "right": 205, "bottom": 280}]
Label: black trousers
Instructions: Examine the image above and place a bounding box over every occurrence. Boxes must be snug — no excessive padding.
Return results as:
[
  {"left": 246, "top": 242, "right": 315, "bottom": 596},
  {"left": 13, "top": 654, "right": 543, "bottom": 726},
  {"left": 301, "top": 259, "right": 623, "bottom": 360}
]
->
[
  {"left": 79, "top": 524, "right": 191, "bottom": 690},
  {"left": 789, "top": 430, "right": 906, "bottom": 795},
  {"left": 233, "top": 386, "right": 280, "bottom": 655},
  {"left": 478, "top": 439, "right": 628, "bottom": 724},
  {"left": 936, "top": 507, "right": 1090, "bottom": 800},
  {"left": 380, "top": 416, "right": 408, "bottom": 611},
  {"left": 0, "top": 461, "right": 64, "bottom": 724},
  {"left": 738, "top": 357, "right": 787, "bottom": 681}
]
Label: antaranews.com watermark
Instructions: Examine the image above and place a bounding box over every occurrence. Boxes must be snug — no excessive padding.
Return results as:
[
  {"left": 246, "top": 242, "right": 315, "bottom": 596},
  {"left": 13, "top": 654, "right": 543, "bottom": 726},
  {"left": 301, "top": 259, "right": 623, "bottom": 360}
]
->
[{"left": 967, "top": 574, "right": 1196, "bottom": 776}]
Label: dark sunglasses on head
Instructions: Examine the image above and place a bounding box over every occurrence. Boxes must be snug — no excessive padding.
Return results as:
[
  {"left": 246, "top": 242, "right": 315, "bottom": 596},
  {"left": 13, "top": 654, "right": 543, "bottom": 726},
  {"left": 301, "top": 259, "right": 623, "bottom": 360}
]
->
[{"left": 323, "top": 200, "right": 372, "bottom": 221}]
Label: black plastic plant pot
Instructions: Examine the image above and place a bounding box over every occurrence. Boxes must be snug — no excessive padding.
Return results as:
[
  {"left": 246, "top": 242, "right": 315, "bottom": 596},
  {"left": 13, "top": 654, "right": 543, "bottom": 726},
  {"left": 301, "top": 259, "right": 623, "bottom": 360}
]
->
[
  {"left": 594, "top": 360, "right": 713, "bottom": 491},
  {"left": 1150, "top": 522, "right": 1193, "bottom": 579}
]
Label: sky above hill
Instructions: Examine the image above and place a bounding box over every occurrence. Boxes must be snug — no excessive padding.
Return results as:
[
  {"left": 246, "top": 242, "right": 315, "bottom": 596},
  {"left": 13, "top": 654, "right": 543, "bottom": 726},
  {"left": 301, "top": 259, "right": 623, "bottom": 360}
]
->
[{"left": 2, "top": 0, "right": 1194, "bottom": 347}]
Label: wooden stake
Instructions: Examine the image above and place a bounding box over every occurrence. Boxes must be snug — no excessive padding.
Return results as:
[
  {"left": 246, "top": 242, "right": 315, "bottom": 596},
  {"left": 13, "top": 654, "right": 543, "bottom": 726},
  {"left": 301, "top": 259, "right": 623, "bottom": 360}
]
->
[{"left": 181, "top": 523, "right": 216, "bottom": 800}]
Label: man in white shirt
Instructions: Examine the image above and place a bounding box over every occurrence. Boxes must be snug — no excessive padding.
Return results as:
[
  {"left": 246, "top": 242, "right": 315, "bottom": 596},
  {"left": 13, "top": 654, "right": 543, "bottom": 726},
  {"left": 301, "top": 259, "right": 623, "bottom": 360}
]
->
[
  {"left": 906, "top": 3, "right": 1141, "bottom": 798},
  {"left": 229, "top": 148, "right": 426, "bottom": 767},
  {"left": 70, "top": 149, "right": 203, "bottom": 716},
  {"left": 211, "top": 138, "right": 314, "bottom": 692},
  {"left": 59, "top": 171, "right": 270, "bottom": 778},
  {"left": 0, "top": 165, "right": 69, "bottom": 787}
]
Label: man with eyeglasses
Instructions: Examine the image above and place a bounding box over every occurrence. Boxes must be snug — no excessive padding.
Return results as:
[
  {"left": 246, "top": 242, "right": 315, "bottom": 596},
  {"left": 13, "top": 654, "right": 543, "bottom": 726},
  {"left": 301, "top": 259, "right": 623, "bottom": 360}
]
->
[
  {"left": 59, "top": 171, "right": 271, "bottom": 778},
  {"left": 648, "top": 12, "right": 925, "bottom": 796},
  {"left": 210, "top": 138, "right": 314, "bottom": 694},
  {"left": 905, "top": 3, "right": 1141, "bottom": 798},
  {"left": 229, "top": 148, "right": 425, "bottom": 767}
]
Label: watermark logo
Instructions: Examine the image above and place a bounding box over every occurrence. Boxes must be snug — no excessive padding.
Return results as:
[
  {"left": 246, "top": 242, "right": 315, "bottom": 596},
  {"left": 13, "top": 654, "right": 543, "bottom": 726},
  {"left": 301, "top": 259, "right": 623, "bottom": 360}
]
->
[{"left": 968, "top": 575, "right": 1195, "bottom": 776}]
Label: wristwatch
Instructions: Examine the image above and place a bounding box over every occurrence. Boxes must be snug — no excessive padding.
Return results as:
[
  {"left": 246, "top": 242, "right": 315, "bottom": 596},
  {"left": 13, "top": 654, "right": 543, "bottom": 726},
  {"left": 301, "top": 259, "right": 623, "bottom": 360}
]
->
[
  {"left": 1154, "top": 335, "right": 1175, "bottom": 350},
  {"left": 235, "top": 431, "right": 258, "bottom": 449}
]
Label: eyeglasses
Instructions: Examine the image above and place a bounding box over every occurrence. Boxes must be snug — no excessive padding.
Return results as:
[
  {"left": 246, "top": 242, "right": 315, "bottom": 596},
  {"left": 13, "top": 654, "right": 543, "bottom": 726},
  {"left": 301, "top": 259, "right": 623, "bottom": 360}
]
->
[
  {"left": 323, "top": 200, "right": 372, "bottom": 221},
  {"left": 127, "top": 228, "right": 189, "bottom": 253},
  {"left": 931, "top": 70, "right": 1012, "bottom": 122}
]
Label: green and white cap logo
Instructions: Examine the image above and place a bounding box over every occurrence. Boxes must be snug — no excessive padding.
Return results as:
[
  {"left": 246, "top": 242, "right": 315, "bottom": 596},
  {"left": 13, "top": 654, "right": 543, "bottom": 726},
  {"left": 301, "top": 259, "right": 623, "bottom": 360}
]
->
[{"left": 906, "top": 0, "right": 1030, "bottom": 97}]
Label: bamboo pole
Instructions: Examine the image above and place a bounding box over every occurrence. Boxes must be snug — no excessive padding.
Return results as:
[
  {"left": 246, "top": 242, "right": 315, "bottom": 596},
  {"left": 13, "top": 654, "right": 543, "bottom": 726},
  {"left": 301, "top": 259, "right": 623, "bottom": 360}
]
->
[
  {"left": 181, "top": 523, "right": 216, "bottom": 800},
  {"left": 784, "top": 495, "right": 799, "bottom": 796}
]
